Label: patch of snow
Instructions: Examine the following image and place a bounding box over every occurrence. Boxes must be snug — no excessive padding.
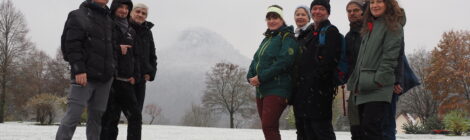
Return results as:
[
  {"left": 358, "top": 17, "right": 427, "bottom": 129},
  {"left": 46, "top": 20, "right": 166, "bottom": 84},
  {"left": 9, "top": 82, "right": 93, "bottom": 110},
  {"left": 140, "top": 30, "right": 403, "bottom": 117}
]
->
[{"left": 1, "top": 122, "right": 469, "bottom": 140}]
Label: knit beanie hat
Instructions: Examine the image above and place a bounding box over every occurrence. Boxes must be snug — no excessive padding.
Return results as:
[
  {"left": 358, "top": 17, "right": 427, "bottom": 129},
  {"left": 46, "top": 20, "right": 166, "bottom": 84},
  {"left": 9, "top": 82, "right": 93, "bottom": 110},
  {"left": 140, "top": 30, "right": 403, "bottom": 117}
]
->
[
  {"left": 295, "top": 5, "right": 312, "bottom": 21},
  {"left": 310, "top": 0, "right": 331, "bottom": 14},
  {"left": 347, "top": 0, "right": 366, "bottom": 11},
  {"left": 267, "top": 5, "right": 284, "bottom": 20}
]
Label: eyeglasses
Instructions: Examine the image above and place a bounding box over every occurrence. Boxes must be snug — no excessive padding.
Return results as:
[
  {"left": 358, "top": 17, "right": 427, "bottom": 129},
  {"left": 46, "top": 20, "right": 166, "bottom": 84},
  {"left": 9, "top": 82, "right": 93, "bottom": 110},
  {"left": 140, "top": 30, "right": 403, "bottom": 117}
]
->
[{"left": 347, "top": 8, "right": 362, "bottom": 14}]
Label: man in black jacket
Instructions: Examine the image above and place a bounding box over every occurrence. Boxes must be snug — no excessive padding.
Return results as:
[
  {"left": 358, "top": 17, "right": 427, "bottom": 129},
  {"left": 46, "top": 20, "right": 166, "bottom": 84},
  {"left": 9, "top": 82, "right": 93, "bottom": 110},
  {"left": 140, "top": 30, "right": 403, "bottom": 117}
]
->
[
  {"left": 100, "top": 0, "right": 143, "bottom": 140},
  {"left": 344, "top": 0, "right": 366, "bottom": 140},
  {"left": 56, "top": 0, "right": 114, "bottom": 140},
  {"left": 129, "top": 3, "right": 157, "bottom": 111},
  {"left": 293, "top": 0, "right": 341, "bottom": 139}
]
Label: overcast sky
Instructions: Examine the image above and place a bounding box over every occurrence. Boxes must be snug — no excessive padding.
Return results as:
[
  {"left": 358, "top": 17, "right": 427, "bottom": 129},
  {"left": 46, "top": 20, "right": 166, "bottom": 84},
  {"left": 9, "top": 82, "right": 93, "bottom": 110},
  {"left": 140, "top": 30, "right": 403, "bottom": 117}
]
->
[{"left": 12, "top": 0, "right": 470, "bottom": 58}]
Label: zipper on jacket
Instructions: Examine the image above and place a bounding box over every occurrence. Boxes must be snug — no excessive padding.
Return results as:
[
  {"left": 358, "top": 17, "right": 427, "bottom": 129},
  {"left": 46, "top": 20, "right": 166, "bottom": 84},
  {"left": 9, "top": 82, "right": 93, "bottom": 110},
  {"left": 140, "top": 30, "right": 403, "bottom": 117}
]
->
[
  {"left": 255, "top": 37, "right": 272, "bottom": 73},
  {"left": 255, "top": 37, "right": 272, "bottom": 98}
]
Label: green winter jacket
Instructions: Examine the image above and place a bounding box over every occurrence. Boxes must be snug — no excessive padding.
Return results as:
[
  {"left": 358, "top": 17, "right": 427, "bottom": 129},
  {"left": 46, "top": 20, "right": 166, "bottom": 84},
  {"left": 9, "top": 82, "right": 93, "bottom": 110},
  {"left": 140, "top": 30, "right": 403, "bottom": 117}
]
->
[
  {"left": 347, "top": 17, "right": 404, "bottom": 105},
  {"left": 247, "top": 25, "right": 299, "bottom": 100}
]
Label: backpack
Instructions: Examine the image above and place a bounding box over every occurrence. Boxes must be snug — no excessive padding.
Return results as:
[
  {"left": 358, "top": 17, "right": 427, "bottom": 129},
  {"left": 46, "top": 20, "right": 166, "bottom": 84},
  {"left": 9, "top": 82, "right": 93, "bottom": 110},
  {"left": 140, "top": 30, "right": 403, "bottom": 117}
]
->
[{"left": 318, "top": 25, "right": 349, "bottom": 86}]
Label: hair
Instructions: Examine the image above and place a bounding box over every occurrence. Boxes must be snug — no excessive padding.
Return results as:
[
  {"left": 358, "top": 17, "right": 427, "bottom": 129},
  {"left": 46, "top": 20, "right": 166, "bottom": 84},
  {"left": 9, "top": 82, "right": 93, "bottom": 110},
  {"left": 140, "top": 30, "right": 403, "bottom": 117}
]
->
[
  {"left": 361, "top": 0, "right": 404, "bottom": 35},
  {"left": 266, "top": 12, "right": 281, "bottom": 19},
  {"left": 133, "top": 3, "right": 148, "bottom": 11}
]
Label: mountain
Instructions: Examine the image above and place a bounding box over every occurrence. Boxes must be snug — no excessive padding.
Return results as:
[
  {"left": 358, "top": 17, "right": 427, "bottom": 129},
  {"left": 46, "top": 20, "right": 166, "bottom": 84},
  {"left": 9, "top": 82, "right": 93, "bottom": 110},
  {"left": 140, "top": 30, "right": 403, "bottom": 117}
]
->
[{"left": 144, "top": 27, "right": 251, "bottom": 125}]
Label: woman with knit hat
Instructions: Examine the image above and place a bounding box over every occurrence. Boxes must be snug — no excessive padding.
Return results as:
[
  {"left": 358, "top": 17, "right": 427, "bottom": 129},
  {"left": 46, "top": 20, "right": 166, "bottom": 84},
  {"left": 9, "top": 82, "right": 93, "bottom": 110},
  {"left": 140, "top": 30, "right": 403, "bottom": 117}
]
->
[
  {"left": 246, "top": 4, "right": 298, "bottom": 140},
  {"left": 291, "top": 5, "right": 312, "bottom": 140},
  {"left": 346, "top": 0, "right": 405, "bottom": 139},
  {"left": 292, "top": 0, "right": 342, "bottom": 139},
  {"left": 294, "top": 6, "right": 311, "bottom": 38}
]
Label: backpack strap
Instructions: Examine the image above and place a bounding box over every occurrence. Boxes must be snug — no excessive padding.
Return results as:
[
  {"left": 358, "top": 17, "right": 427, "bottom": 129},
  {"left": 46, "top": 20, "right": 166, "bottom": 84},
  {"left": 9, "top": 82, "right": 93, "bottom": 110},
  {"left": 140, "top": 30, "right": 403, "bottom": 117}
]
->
[
  {"left": 280, "top": 31, "right": 293, "bottom": 41},
  {"left": 319, "top": 25, "right": 333, "bottom": 46}
]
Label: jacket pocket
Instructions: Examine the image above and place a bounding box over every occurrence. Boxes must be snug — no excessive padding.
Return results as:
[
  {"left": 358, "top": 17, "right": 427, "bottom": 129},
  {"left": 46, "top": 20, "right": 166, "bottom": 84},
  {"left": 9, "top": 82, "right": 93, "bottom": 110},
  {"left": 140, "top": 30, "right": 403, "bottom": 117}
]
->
[{"left": 358, "top": 69, "right": 379, "bottom": 92}]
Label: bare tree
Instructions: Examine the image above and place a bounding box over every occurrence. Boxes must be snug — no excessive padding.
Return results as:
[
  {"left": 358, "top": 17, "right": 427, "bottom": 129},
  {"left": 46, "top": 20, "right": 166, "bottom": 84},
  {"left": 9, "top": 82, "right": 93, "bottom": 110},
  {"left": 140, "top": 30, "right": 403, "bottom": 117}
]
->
[
  {"left": 181, "top": 103, "right": 218, "bottom": 127},
  {"left": 144, "top": 104, "right": 162, "bottom": 125},
  {"left": 0, "top": 0, "right": 30, "bottom": 122},
  {"left": 202, "top": 62, "right": 256, "bottom": 128},
  {"left": 46, "top": 49, "right": 70, "bottom": 96},
  {"left": 398, "top": 49, "right": 439, "bottom": 121}
]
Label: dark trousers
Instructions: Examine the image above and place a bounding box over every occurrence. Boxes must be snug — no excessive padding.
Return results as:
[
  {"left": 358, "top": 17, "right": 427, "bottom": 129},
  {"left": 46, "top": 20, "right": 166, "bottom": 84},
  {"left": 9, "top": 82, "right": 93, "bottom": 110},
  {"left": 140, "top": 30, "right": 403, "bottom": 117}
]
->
[
  {"left": 382, "top": 94, "right": 399, "bottom": 140},
  {"left": 101, "top": 80, "right": 142, "bottom": 140},
  {"left": 297, "top": 118, "right": 336, "bottom": 140},
  {"left": 293, "top": 112, "right": 306, "bottom": 140},
  {"left": 256, "top": 96, "right": 287, "bottom": 140},
  {"left": 359, "top": 102, "right": 389, "bottom": 140},
  {"left": 350, "top": 125, "right": 363, "bottom": 140},
  {"left": 134, "top": 81, "right": 146, "bottom": 111}
]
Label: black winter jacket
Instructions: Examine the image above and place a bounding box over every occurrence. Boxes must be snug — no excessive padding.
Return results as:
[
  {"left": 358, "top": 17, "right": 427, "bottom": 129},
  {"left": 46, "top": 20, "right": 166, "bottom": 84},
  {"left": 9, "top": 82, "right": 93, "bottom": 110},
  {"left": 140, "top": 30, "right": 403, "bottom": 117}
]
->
[
  {"left": 110, "top": 0, "right": 140, "bottom": 80},
  {"left": 130, "top": 21, "right": 157, "bottom": 82},
  {"left": 61, "top": 1, "right": 115, "bottom": 82},
  {"left": 345, "top": 21, "right": 362, "bottom": 79},
  {"left": 293, "top": 20, "right": 343, "bottom": 120}
]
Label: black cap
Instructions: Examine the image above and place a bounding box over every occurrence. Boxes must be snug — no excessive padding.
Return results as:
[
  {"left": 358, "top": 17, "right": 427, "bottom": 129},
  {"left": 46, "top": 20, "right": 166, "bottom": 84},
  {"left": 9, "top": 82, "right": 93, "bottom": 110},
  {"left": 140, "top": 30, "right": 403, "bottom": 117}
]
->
[{"left": 310, "top": 0, "right": 331, "bottom": 14}]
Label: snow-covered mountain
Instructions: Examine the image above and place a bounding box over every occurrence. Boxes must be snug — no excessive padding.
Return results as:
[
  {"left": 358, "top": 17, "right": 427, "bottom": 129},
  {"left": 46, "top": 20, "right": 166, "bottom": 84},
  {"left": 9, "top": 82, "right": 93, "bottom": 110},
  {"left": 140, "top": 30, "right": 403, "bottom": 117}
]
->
[{"left": 145, "top": 27, "right": 251, "bottom": 124}]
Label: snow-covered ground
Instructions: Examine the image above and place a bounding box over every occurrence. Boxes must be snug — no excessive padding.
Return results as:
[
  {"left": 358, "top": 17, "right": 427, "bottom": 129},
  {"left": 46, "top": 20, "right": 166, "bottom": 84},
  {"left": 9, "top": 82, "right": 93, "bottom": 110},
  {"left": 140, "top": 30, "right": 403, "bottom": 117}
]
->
[{"left": 1, "top": 122, "right": 469, "bottom": 140}]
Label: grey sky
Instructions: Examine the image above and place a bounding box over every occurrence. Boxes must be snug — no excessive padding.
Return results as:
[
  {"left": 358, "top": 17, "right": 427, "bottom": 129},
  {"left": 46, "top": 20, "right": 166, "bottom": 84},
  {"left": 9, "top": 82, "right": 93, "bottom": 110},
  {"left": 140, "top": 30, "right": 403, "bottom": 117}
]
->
[{"left": 12, "top": 0, "right": 470, "bottom": 58}]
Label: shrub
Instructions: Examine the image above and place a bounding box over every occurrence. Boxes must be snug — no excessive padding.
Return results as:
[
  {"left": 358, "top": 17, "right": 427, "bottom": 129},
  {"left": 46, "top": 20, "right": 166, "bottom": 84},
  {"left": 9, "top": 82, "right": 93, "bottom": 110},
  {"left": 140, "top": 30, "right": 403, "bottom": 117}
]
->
[
  {"left": 443, "top": 110, "right": 470, "bottom": 136},
  {"left": 26, "top": 93, "right": 61, "bottom": 125},
  {"left": 402, "top": 121, "right": 428, "bottom": 134},
  {"left": 423, "top": 116, "right": 445, "bottom": 132}
]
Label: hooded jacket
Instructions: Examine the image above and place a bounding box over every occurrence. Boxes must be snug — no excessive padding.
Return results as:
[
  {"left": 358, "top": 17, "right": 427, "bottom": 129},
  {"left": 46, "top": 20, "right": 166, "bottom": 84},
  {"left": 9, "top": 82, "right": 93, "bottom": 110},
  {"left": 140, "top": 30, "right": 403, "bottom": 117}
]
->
[
  {"left": 61, "top": 0, "right": 114, "bottom": 82},
  {"left": 130, "top": 21, "right": 157, "bottom": 82},
  {"left": 347, "top": 17, "right": 406, "bottom": 105},
  {"left": 247, "top": 25, "right": 299, "bottom": 100},
  {"left": 110, "top": 0, "right": 140, "bottom": 81},
  {"left": 110, "top": 0, "right": 133, "bottom": 19}
]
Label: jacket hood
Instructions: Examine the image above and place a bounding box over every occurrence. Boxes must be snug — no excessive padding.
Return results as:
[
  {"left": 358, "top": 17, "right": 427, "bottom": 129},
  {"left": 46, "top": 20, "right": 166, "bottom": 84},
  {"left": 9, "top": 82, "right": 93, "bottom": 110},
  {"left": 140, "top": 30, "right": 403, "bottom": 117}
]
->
[
  {"left": 131, "top": 20, "right": 155, "bottom": 30},
  {"left": 80, "top": 0, "right": 110, "bottom": 15},
  {"left": 110, "top": 0, "right": 133, "bottom": 19},
  {"left": 264, "top": 25, "right": 294, "bottom": 37},
  {"left": 401, "top": 9, "right": 407, "bottom": 27}
]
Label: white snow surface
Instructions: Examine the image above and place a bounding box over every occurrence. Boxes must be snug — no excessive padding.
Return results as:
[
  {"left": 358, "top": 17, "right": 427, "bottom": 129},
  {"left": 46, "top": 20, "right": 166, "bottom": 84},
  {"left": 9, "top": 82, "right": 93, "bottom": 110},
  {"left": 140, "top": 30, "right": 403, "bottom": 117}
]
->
[{"left": 1, "top": 122, "right": 469, "bottom": 140}]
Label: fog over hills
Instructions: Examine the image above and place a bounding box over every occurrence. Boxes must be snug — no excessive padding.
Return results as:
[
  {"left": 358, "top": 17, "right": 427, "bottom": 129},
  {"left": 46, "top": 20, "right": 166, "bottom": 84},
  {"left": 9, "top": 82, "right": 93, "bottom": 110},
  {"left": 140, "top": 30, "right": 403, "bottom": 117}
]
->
[{"left": 144, "top": 27, "right": 251, "bottom": 125}]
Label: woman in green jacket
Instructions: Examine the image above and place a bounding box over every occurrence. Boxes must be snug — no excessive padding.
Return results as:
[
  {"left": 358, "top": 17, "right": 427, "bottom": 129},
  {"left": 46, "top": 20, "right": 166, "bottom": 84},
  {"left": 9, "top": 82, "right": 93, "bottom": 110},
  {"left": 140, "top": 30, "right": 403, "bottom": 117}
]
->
[
  {"left": 246, "top": 5, "right": 298, "bottom": 140},
  {"left": 346, "top": 0, "right": 405, "bottom": 139}
]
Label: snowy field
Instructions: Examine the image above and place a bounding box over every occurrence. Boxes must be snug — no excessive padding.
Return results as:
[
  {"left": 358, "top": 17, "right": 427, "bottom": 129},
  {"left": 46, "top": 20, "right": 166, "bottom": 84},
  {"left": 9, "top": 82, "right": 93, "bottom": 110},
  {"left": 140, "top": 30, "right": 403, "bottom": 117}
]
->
[{"left": 1, "top": 122, "right": 469, "bottom": 140}]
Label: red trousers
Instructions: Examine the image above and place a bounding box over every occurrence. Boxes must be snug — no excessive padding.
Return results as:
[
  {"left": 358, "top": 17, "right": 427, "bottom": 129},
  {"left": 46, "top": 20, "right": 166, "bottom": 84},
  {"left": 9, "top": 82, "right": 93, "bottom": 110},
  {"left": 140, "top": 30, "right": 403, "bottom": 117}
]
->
[{"left": 256, "top": 96, "right": 288, "bottom": 140}]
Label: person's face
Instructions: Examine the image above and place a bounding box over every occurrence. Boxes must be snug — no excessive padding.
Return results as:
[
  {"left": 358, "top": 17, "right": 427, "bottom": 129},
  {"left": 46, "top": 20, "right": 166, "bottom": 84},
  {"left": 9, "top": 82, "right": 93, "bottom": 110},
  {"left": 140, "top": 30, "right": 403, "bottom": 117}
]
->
[
  {"left": 347, "top": 4, "right": 364, "bottom": 23},
  {"left": 266, "top": 16, "right": 284, "bottom": 30},
  {"left": 115, "top": 4, "right": 129, "bottom": 19},
  {"left": 92, "top": 0, "right": 109, "bottom": 6},
  {"left": 311, "top": 5, "right": 329, "bottom": 24},
  {"left": 131, "top": 8, "right": 148, "bottom": 24},
  {"left": 294, "top": 8, "right": 309, "bottom": 28},
  {"left": 370, "top": 0, "right": 387, "bottom": 17}
]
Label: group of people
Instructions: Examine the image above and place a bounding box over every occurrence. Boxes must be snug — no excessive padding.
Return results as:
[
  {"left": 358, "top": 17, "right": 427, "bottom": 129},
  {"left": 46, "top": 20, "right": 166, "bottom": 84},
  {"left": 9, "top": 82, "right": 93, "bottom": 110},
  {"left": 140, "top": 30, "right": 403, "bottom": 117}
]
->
[
  {"left": 56, "top": 0, "right": 157, "bottom": 140},
  {"left": 248, "top": 0, "right": 419, "bottom": 140}
]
